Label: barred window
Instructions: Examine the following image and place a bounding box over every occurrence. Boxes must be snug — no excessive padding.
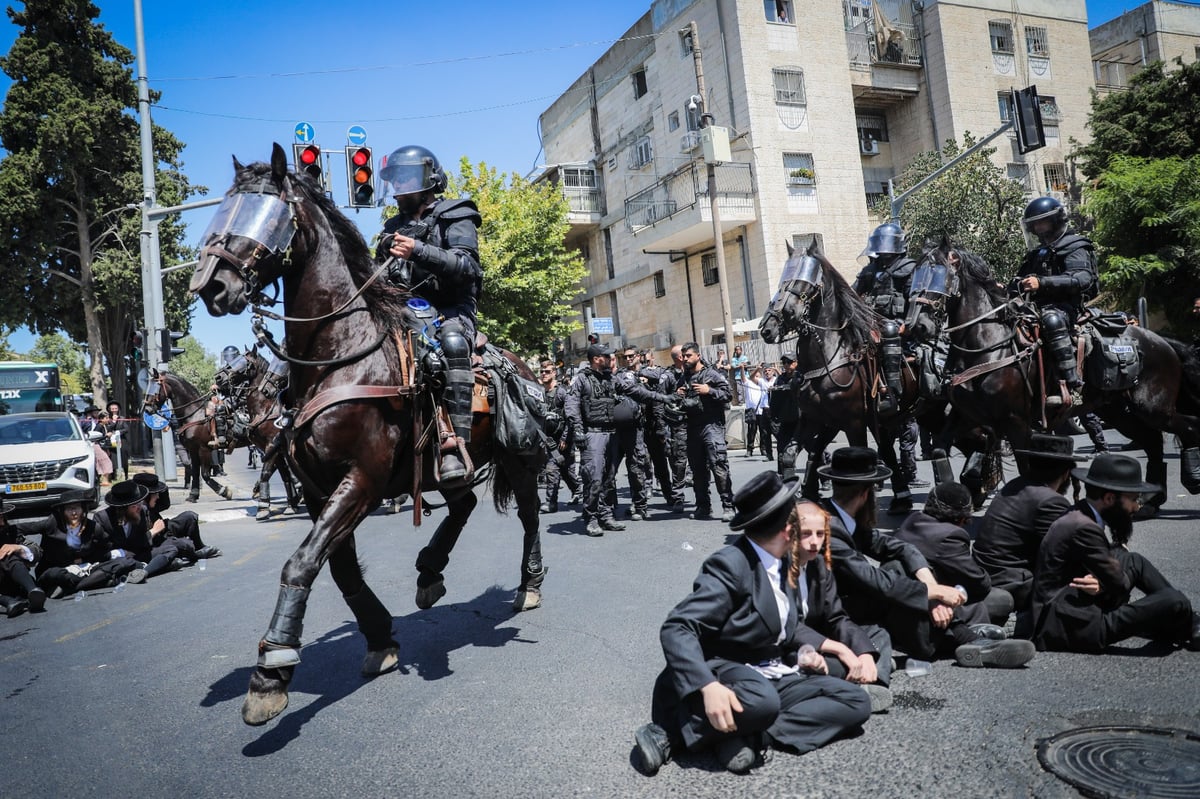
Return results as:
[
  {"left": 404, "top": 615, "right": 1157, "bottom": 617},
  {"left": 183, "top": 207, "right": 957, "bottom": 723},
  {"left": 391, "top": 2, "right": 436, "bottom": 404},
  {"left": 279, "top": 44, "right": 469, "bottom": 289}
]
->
[
  {"left": 701, "top": 253, "right": 719, "bottom": 286},
  {"left": 772, "top": 67, "right": 806, "bottom": 107},
  {"left": 783, "top": 152, "right": 816, "bottom": 186},
  {"left": 989, "top": 20, "right": 1014, "bottom": 54},
  {"left": 997, "top": 92, "right": 1012, "bottom": 122},
  {"left": 1043, "top": 163, "right": 1069, "bottom": 193},
  {"left": 856, "top": 112, "right": 888, "bottom": 143},
  {"left": 653, "top": 271, "right": 666, "bottom": 298},
  {"left": 1025, "top": 26, "right": 1049, "bottom": 57}
]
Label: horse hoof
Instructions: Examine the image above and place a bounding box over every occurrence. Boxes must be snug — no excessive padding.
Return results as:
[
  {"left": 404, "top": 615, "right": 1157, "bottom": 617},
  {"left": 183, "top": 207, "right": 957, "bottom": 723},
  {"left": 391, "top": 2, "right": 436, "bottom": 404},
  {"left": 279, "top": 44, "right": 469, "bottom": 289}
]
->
[
  {"left": 251, "top": 486, "right": 261, "bottom": 499},
  {"left": 241, "top": 668, "right": 291, "bottom": 726},
  {"left": 221, "top": 486, "right": 234, "bottom": 500},
  {"left": 362, "top": 644, "right": 400, "bottom": 676},
  {"left": 415, "top": 581, "right": 446, "bottom": 610},
  {"left": 513, "top": 590, "right": 542, "bottom": 612}
]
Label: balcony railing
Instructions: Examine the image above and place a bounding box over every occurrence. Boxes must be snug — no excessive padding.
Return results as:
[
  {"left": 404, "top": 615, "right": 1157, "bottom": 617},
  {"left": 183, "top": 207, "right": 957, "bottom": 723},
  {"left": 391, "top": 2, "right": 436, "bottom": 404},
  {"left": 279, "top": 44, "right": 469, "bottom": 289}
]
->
[
  {"left": 624, "top": 161, "right": 754, "bottom": 232},
  {"left": 563, "top": 184, "right": 601, "bottom": 214},
  {"left": 846, "top": 21, "right": 921, "bottom": 69}
]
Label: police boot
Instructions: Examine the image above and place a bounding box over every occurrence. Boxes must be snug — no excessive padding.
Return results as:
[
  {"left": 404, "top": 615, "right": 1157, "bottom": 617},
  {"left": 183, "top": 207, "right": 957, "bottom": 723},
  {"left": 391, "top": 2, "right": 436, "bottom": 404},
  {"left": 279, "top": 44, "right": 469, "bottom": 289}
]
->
[
  {"left": 878, "top": 321, "right": 903, "bottom": 413},
  {"left": 438, "top": 328, "right": 475, "bottom": 487},
  {"left": 1042, "top": 312, "right": 1082, "bottom": 405}
]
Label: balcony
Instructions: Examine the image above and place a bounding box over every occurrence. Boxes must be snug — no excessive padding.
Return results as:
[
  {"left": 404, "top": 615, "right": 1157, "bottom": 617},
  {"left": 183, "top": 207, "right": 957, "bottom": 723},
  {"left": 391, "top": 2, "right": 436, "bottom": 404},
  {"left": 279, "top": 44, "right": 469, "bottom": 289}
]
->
[
  {"left": 533, "top": 163, "right": 602, "bottom": 231},
  {"left": 846, "top": 20, "right": 922, "bottom": 106},
  {"left": 623, "top": 161, "right": 755, "bottom": 251}
]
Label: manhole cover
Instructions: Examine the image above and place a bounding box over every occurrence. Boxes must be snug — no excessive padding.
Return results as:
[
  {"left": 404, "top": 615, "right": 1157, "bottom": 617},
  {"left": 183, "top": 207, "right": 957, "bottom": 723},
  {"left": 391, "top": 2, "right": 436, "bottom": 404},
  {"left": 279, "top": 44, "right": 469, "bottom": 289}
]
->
[{"left": 1038, "top": 726, "right": 1200, "bottom": 798}]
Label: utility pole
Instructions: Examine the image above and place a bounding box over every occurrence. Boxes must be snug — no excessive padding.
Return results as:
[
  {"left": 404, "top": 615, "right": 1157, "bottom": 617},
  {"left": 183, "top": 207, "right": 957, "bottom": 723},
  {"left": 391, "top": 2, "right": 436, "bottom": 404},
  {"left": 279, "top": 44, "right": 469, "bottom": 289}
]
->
[{"left": 686, "top": 20, "right": 737, "bottom": 359}]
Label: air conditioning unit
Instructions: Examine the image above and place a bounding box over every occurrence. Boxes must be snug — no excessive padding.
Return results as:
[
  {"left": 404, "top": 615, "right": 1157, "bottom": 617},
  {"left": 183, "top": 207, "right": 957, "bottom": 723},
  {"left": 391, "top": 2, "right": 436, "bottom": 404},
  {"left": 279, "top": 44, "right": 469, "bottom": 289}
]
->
[
  {"left": 679, "top": 131, "right": 701, "bottom": 153},
  {"left": 860, "top": 138, "right": 880, "bottom": 156}
]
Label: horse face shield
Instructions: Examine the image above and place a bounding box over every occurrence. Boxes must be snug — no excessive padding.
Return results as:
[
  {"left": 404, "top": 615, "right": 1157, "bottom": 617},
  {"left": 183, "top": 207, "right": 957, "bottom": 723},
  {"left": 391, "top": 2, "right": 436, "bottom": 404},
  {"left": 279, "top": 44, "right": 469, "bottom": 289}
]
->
[
  {"left": 191, "top": 193, "right": 297, "bottom": 311},
  {"left": 907, "top": 263, "right": 955, "bottom": 336},
  {"left": 770, "top": 254, "right": 823, "bottom": 322}
]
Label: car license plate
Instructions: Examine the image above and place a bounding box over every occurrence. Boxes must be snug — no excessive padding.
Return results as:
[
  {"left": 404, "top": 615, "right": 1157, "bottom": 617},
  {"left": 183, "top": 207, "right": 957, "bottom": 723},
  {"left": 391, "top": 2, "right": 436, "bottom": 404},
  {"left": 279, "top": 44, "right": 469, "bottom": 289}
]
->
[{"left": 6, "top": 481, "right": 47, "bottom": 493}]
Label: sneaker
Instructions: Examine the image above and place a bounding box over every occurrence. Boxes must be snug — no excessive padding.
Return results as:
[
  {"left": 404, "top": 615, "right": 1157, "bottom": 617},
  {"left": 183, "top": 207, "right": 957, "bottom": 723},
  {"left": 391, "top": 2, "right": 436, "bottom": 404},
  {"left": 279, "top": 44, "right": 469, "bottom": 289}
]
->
[
  {"left": 634, "top": 723, "right": 672, "bottom": 776},
  {"left": 126, "top": 568, "right": 148, "bottom": 585},
  {"left": 629, "top": 509, "right": 647, "bottom": 522},
  {"left": 27, "top": 587, "right": 46, "bottom": 612},
  {"left": 720, "top": 507, "right": 735, "bottom": 523},
  {"left": 863, "top": 683, "right": 893, "bottom": 714},
  {"left": 955, "top": 638, "right": 1035, "bottom": 668},
  {"left": 600, "top": 519, "right": 626, "bottom": 532},
  {"left": 539, "top": 501, "right": 558, "bottom": 514},
  {"left": 715, "top": 735, "right": 756, "bottom": 774},
  {"left": 585, "top": 520, "right": 605, "bottom": 537}
]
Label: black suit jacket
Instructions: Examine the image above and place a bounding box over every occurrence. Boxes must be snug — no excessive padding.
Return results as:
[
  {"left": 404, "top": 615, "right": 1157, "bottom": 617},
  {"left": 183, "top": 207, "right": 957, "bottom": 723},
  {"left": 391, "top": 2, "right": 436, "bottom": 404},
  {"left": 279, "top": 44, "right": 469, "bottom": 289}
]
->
[
  {"left": 894, "top": 511, "right": 992, "bottom": 604},
  {"left": 94, "top": 506, "right": 153, "bottom": 562},
  {"left": 822, "top": 498, "right": 930, "bottom": 620},
  {"left": 658, "top": 536, "right": 798, "bottom": 703},
  {"left": 792, "top": 559, "right": 876, "bottom": 658},
  {"left": 20, "top": 515, "right": 112, "bottom": 569},
  {"left": 1030, "top": 501, "right": 1130, "bottom": 652},
  {"left": 974, "top": 477, "right": 1071, "bottom": 600}
]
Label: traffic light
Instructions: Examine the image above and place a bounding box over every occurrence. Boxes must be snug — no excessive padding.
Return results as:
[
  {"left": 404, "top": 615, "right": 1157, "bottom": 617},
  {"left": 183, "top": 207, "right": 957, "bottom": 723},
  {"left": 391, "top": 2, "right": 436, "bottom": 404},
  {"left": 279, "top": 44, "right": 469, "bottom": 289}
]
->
[
  {"left": 1012, "top": 85, "right": 1046, "bottom": 154},
  {"left": 345, "top": 146, "right": 375, "bottom": 208},
  {"left": 292, "top": 143, "right": 324, "bottom": 188},
  {"left": 160, "top": 329, "right": 186, "bottom": 362}
]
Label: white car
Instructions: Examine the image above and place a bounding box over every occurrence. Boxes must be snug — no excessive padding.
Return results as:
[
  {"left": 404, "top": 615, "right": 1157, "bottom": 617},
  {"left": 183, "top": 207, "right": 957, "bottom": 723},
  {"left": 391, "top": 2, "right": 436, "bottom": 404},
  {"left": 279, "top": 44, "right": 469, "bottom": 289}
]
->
[{"left": 0, "top": 412, "right": 98, "bottom": 518}]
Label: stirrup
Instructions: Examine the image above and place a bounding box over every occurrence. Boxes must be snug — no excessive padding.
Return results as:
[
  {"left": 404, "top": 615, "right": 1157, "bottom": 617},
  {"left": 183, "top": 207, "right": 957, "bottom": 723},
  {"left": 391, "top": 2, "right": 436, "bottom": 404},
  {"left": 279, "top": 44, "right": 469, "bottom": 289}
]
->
[{"left": 437, "top": 436, "right": 475, "bottom": 485}]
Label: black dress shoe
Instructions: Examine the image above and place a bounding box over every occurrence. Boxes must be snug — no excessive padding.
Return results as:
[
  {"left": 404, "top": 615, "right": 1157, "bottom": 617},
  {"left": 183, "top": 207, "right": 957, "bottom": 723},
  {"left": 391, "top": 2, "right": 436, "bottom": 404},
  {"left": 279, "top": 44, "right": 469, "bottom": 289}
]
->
[
  {"left": 955, "top": 638, "right": 1035, "bottom": 668},
  {"left": 27, "top": 587, "right": 46, "bottom": 612},
  {"left": 690, "top": 507, "right": 715, "bottom": 520},
  {"left": 715, "top": 735, "right": 755, "bottom": 774},
  {"left": 5, "top": 598, "right": 30, "bottom": 618},
  {"left": 967, "top": 623, "right": 1007, "bottom": 640},
  {"left": 634, "top": 723, "right": 672, "bottom": 775},
  {"left": 195, "top": 546, "right": 222, "bottom": 559}
]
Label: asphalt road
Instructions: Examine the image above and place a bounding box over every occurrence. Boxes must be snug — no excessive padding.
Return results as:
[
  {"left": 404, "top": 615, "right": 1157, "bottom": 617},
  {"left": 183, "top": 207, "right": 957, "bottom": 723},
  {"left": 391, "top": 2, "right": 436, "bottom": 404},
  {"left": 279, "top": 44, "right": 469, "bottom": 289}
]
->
[{"left": 3, "top": 434, "right": 1199, "bottom": 798}]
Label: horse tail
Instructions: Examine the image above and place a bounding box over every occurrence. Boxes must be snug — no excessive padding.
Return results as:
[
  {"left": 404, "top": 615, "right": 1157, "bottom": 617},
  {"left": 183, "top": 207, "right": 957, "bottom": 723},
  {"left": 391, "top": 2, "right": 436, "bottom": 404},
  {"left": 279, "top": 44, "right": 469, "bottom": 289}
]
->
[
  {"left": 489, "top": 462, "right": 515, "bottom": 514},
  {"left": 1165, "top": 336, "right": 1200, "bottom": 415}
]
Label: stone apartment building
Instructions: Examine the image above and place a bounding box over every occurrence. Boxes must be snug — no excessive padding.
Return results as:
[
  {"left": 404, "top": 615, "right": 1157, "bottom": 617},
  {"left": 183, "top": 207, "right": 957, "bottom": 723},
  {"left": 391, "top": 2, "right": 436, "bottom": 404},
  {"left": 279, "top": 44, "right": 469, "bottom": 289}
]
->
[
  {"left": 1090, "top": 0, "right": 1200, "bottom": 97},
  {"left": 536, "top": 0, "right": 1095, "bottom": 360}
]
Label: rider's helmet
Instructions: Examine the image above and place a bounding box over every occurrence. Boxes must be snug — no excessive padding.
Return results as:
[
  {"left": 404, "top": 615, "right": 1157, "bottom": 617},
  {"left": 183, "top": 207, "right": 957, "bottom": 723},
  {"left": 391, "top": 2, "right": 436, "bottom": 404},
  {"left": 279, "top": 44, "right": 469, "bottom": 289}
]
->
[
  {"left": 1022, "top": 195, "right": 1068, "bottom": 246},
  {"left": 221, "top": 346, "right": 240, "bottom": 366},
  {"left": 859, "top": 221, "right": 906, "bottom": 264},
  {"left": 379, "top": 145, "right": 447, "bottom": 199}
]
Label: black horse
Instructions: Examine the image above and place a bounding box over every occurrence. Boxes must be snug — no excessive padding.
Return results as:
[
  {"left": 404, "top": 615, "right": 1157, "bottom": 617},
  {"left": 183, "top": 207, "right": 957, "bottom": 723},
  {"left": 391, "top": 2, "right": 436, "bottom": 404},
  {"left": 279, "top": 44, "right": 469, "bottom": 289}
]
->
[
  {"left": 143, "top": 372, "right": 235, "bottom": 503},
  {"left": 909, "top": 242, "right": 1200, "bottom": 516},
  {"left": 189, "top": 144, "right": 546, "bottom": 726},
  {"left": 212, "top": 347, "right": 303, "bottom": 519},
  {"left": 759, "top": 240, "right": 933, "bottom": 510}
]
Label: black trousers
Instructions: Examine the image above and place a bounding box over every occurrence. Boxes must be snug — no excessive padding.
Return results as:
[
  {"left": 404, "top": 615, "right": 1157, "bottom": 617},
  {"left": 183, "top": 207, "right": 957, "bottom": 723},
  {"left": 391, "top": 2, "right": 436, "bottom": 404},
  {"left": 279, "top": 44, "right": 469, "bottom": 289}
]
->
[
  {"left": 685, "top": 422, "right": 733, "bottom": 511},
  {"left": 653, "top": 661, "right": 870, "bottom": 755},
  {"left": 1102, "top": 549, "right": 1193, "bottom": 646},
  {"left": 823, "top": 623, "right": 894, "bottom": 687}
]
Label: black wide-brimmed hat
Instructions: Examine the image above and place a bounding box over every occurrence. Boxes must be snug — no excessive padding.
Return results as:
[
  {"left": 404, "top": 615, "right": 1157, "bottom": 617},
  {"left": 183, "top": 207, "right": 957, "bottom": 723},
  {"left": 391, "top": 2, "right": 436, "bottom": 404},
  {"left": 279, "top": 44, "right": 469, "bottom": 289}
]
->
[
  {"left": 1072, "top": 454, "right": 1160, "bottom": 494},
  {"left": 817, "top": 446, "right": 892, "bottom": 483},
  {"left": 104, "top": 480, "right": 149, "bottom": 508},
  {"left": 132, "top": 472, "right": 168, "bottom": 494},
  {"left": 51, "top": 489, "right": 97, "bottom": 511},
  {"left": 729, "top": 470, "right": 801, "bottom": 533},
  {"left": 1012, "top": 433, "right": 1085, "bottom": 463}
]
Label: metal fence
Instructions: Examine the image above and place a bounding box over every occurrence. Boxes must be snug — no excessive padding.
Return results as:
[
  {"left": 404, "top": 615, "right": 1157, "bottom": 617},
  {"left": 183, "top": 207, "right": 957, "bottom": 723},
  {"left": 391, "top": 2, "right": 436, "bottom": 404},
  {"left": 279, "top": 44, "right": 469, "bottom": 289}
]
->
[{"left": 625, "top": 161, "right": 754, "bottom": 232}]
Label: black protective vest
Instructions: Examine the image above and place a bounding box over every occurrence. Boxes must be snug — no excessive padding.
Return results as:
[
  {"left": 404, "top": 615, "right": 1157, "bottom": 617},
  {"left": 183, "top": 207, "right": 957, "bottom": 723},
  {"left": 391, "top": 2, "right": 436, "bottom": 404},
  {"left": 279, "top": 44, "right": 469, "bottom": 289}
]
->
[{"left": 582, "top": 371, "right": 617, "bottom": 428}]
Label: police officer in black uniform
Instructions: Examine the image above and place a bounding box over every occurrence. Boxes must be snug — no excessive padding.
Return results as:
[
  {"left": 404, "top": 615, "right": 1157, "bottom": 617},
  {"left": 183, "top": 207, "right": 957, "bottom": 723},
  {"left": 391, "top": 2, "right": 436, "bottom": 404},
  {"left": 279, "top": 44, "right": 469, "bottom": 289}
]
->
[
  {"left": 1009, "top": 196, "right": 1098, "bottom": 405},
  {"left": 660, "top": 345, "right": 692, "bottom": 508},
  {"left": 637, "top": 356, "right": 686, "bottom": 512},
  {"left": 676, "top": 343, "right": 735, "bottom": 521},
  {"left": 378, "top": 145, "right": 483, "bottom": 485},
  {"left": 770, "top": 353, "right": 802, "bottom": 480},
  {"left": 538, "top": 359, "right": 579, "bottom": 514}
]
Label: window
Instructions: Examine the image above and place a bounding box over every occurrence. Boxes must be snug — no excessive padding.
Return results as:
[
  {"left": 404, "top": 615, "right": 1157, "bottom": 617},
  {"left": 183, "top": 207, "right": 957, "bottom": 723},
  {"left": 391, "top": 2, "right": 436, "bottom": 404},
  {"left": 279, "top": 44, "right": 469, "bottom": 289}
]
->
[
  {"left": 632, "top": 67, "right": 648, "bottom": 100},
  {"left": 667, "top": 111, "right": 679, "bottom": 132},
  {"left": 653, "top": 270, "right": 666, "bottom": 298},
  {"left": 1043, "top": 163, "right": 1069, "bottom": 193},
  {"left": 856, "top": 111, "right": 889, "bottom": 143},
  {"left": 772, "top": 68, "right": 806, "bottom": 107},
  {"left": 629, "top": 137, "right": 653, "bottom": 170},
  {"left": 1025, "top": 26, "right": 1049, "bottom": 57},
  {"left": 579, "top": 242, "right": 591, "bottom": 263},
  {"left": 1038, "top": 95, "right": 1061, "bottom": 122},
  {"left": 783, "top": 152, "right": 816, "bottom": 186},
  {"left": 1007, "top": 163, "right": 1031, "bottom": 191},
  {"left": 765, "top": 0, "right": 793, "bottom": 24},
  {"left": 792, "top": 233, "right": 824, "bottom": 253},
  {"left": 679, "top": 29, "right": 694, "bottom": 57},
  {"left": 701, "top": 253, "right": 719, "bottom": 286},
  {"left": 989, "top": 20, "right": 1014, "bottom": 54},
  {"left": 997, "top": 92, "right": 1012, "bottom": 122}
]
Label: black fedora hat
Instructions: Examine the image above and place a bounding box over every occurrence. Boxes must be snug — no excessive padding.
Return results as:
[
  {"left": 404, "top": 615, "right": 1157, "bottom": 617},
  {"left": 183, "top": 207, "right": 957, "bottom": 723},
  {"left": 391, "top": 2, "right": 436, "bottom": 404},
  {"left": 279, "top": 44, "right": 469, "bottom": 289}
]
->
[
  {"left": 817, "top": 446, "right": 892, "bottom": 483},
  {"left": 51, "top": 489, "right": 97, "bottom": 511},
  {"left": 729, "top": 470, "right": 801, "bottom": 532},
  {"left": 1071, "top": 454, "right": 1159, "bottom": 494},
  {"left": 104, "top": 480, "right": 148, "bottom": 508},
  {"left": 132, "top": 472, "right": 168, "bottom": 494},
  {"left": 1012, "top": 433, "right": 1085, "bottom": 463}
]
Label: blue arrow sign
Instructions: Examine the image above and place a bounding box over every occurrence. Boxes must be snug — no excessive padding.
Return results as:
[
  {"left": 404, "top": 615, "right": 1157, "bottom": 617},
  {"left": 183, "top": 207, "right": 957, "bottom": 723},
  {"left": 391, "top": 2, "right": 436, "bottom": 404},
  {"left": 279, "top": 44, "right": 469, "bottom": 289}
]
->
[
  {"left": 294, "top": 122, "right": 315, "bottom": 143},
  {"left": 347, "top": 125, "right": 367, "bottom": 146}
]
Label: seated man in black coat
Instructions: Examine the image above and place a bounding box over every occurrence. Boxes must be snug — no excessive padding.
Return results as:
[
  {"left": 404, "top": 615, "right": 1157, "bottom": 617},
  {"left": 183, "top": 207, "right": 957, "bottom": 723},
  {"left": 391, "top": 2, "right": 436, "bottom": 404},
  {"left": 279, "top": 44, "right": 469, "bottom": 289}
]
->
[
  {"left": 634, "top": 471, "right": 871, "bottom": 776},
  {"left": 894, "top": 482, "right": 1013, "bottom": 625},
  {"left": 0, "top": 496, "right": 45, "bottom": 616},
  {"left": 819, "top": 447, "right": 1034, "bottom": 669},
  {"left": 973, "top": 433, "right": 1078, "bottom": 635},
  {"left": 1031, "top": 454, "right": 1200, "bottom": 653}
]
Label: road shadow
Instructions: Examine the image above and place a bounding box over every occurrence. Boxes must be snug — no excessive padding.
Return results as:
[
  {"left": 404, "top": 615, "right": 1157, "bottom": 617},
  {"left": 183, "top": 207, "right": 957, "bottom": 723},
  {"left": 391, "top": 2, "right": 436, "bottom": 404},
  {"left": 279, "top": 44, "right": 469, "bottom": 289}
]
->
[{"left": 208, "top": 584, "right": 530, "bottom": 755}]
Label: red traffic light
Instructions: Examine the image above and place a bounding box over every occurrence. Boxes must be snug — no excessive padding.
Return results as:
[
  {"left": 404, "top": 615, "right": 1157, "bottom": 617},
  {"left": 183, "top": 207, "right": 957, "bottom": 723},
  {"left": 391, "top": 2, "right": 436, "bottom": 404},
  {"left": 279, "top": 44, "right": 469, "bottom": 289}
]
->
[
  {"left": 292, "top": 143, "right": 325, "bottom": 188},
  {"left": 299, "top": 145, "right": 320, "bottom": 165},
  {"left": 346, "top": 146, "right": 375, "bottom": 208},
  {"left": 351, "top": 148, "right": 370, "bottom": 167}
]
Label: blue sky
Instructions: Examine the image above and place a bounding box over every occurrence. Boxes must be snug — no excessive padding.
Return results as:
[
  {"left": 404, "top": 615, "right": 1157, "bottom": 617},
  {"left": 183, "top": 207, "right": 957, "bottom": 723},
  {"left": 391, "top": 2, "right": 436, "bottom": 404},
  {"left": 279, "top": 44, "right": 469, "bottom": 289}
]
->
[{"left": 0, "top": 0, "right": 1162, "bottom": 356}]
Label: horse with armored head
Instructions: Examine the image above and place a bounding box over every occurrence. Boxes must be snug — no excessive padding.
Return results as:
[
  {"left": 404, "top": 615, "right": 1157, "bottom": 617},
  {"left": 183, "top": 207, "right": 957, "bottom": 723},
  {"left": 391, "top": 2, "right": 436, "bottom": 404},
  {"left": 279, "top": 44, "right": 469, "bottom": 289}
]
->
[{"left": 189, "top": 144, "right": 547, "bottom": 726}]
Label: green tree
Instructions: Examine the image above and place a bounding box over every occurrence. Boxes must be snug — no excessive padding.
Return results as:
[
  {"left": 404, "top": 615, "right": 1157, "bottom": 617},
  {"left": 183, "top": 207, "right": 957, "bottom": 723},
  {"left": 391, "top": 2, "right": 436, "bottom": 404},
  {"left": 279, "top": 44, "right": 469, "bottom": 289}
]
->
[
  {"left": 166, "top": 335, "right": 217, "bottom": 392},
  {"left": 1084, "top": 155, "right": 1200, "bottom": 331},
  {"left": 879, "top": 134, "right": 1028, "bottom": 283},
  {"left": 1075, "top": 59, "right": 1200, "bottom": 181},
  {"left": 0, "top": 0, "right": 200, "bottom": 414},
  {"left": 0, "top": 327, "right": 17, "bottom": 360},
  {"left": 28, "top": 332, "right": 87, "bottom": 394}
]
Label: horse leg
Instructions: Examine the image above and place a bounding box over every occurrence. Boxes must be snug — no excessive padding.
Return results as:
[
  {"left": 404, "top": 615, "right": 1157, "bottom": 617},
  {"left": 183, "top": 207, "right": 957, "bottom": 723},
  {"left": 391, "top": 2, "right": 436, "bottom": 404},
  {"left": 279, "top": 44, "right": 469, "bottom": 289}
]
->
[
  {"left": 186, "top": 443, "right": 202, "bottom": 502},
  {"left": 799, "top": 423, "right": 837, "bottom": 502},
  {"left": 242, "top": 473, "right": 379, "bottom": 726},
  {"left": 414, "top": 489, "right": 478, "bottom": 610},
  {"left": 328, "top": 540, "right": 399, "bottom": 677},
  {"left": 879, "top": 424, "right": 913, "bottom": 516},
  {"left": 512, "top": 475, "right": 546, "bottom": 613},
  {"left": 256, "top": 456, "right": 274, "bottom": 520}
]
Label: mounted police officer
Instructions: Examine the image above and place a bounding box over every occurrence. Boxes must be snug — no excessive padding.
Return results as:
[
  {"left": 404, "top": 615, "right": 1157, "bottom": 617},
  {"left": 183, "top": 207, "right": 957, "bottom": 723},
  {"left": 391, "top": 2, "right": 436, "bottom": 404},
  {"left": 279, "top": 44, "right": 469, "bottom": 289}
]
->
[
  {"left": 377, "top": 145, "right": 483, "bottom": 485},
  {"left": 853, "top": 221, "right": 915, "bottom": 414},
  {"left": 1009, "top": 196, "right": 1098, "bottom": 406}
]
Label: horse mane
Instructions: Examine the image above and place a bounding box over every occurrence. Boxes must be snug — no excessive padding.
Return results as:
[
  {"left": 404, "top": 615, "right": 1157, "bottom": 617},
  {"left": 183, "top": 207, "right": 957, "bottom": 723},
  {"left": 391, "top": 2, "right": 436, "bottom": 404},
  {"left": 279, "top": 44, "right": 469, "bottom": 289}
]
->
[
  {"left": 815, "top": 251, "right": 881, "bottom": 348},
  {"left": 232, "top": 162, "right": 411, "bottom": 331},
  {"left": 949, "top": 247, "right": 1008, "bottom": 306},
  {"left": 159, "top": 372, "right": 206, "bottom": 421}
]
